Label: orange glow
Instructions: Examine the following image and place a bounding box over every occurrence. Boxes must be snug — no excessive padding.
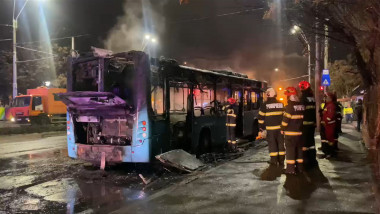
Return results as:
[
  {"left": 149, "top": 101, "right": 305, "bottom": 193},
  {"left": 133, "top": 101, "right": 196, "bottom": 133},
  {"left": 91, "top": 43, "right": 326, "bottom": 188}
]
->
[
  {"left": 278, "top": 87, "right": 282, "bottom": 91},
  {"left": 279, "top": 98, "right": 284, "bottom": 101}
]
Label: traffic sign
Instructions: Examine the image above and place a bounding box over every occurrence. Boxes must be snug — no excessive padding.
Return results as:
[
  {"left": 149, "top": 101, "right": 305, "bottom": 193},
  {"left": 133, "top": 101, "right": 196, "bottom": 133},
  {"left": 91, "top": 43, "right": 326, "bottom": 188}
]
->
[{"left": 321, "top": 69, "right": 331, "bottom": 86}]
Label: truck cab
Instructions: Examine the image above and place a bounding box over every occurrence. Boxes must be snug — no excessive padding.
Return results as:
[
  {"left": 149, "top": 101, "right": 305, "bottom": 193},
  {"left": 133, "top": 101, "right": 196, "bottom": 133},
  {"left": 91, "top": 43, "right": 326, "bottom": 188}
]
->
[{"left": 9, "top": 87, "right": 67, "bottom": 124}]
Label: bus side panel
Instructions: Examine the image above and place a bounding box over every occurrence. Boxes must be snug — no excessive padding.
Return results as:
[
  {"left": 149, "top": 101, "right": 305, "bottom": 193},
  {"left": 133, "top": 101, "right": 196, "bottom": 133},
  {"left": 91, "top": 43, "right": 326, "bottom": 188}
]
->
[
  {"left": 243, "top": 110, "right": 255, "bottom": 136},
  {"left": 67, "top": 112, "right": 77, "bottom": 158},
  {"left": 131, "top": 106, "right": 150, "bottom": 163},
  {"left": 192, "top": 116, "right": 226, "bottom": 151}
]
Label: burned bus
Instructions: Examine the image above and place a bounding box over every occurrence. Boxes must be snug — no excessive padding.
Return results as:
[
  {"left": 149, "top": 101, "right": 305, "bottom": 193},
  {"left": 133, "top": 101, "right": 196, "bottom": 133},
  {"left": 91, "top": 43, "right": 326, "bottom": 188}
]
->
[{"left": 60, "top": 50, "right": 266, "bottom": 164}]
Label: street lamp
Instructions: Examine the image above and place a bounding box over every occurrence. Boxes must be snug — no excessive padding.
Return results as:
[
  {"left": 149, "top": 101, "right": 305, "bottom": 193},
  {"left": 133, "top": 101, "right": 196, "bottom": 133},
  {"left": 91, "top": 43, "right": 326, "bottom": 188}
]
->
[
  {"left": 291, "top": 25, "right": 311, "bottom": 83},
  {"left": 274, "top": 68, "right": 279, "bottom": 72},
  {"left": 141, "top": 34, "right": 158, "bottom": 51}
]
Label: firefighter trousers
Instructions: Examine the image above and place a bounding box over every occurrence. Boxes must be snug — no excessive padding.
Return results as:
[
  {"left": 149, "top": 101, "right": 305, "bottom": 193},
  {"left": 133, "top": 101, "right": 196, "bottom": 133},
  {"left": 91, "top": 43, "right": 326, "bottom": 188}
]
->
[
  {"left": 267, "top": 129, "right": 285, "bottom": 165},
  {"left": 285, "top": 135, "right": 304, "bottom": 173},
  {"left": 302, "top": 126, "right": 318, "bottom": 169},
  {"left": 227, "top": 126, "right": 236, "bottom": 148},
  {"left": 322, "top": 124, "right": 336, "bottom": 156}
]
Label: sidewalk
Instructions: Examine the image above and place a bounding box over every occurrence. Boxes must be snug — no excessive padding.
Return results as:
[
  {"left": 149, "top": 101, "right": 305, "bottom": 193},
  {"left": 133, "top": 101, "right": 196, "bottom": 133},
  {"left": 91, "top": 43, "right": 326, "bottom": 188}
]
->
[{"left": 113, "top": 125, "right": 375, "bottom": 214}]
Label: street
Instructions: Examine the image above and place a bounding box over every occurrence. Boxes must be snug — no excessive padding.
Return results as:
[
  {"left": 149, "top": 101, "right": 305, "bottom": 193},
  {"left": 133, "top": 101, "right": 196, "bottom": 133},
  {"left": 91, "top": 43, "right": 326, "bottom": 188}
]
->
[{"left": 0, "top": 124, "right": 376, "bottom": 213}]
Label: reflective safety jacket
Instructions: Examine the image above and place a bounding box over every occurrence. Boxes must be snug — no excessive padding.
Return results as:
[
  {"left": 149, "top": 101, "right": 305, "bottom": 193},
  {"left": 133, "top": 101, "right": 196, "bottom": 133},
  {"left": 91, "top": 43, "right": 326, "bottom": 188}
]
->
[
  {"left": 281, "top": 101, "right": 305, "bottom": 136},
  {"left": 300, "top": 94, "right": 316, "bottom": 126},
  {"left": 344, "top": 107, "right": 353, "bottom": 115},
  {"left": 258, "top": 97, "right": 284, "bottom": 131},
  {"left": 225, "top": 104, "right": 238, "bottom": 127}
]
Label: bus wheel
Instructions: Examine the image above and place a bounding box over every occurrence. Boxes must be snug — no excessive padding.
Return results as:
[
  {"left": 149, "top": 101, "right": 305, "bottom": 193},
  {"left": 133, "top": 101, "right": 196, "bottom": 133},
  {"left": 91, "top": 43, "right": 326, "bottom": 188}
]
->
[{"left": 197, "top": 130, "right": 211, "bottom": 158}]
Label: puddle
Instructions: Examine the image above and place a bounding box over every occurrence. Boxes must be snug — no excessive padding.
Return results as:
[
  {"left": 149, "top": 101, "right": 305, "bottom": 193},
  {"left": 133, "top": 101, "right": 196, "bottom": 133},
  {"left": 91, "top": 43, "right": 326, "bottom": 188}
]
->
[
  {"left": 25, "top": 178, "right": 148, "bottom": 213},
  {"left": 0, "top": 175, "right": 36, "bottom": 190}
]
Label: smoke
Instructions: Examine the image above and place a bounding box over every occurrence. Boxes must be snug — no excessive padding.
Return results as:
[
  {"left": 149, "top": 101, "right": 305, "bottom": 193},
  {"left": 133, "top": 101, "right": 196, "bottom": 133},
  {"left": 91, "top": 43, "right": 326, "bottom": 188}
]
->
[{"left": 104, "top": 0, "right": 166, "bottom": 53}]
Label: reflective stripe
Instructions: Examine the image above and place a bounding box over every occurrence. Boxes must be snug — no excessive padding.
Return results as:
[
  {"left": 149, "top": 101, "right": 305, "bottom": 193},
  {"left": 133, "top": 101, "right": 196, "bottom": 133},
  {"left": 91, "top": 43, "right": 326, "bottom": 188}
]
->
[
  {"left": 284, "top": 113, "right": 292, "bottom": 118},
  {"left": 296, "top": 159, "right": 304, "bottom": 163},
  {"left": 306, "top": 105, "right": 316, "bottom": 109},
  {"left": 290, "top": 115, "right": 303, "bottom": 119},
  {"left": 231, "top": 141, "right": 237, "bottom": 144},
  {"left": 259, "top": 111, "right": 265, "bottom": 116},
  {"left": 286, "top": 160, "right": 296, "bottom": 164},
  {"left": 321, "top": 140, "right": 328, "bottom": 143},
  {"left": 258, "top": 120, "right": 264, "bottom": 124},
  {"left": 302, "top": 146, "right": 316, "bottom": 151},
  {"left": 227, "top": 114, "right": 236, "bottom": 117},
  {"left": 266, "top": 125, "right": 281, "bottom": 130},
  {"left": 265, "top": 111, "right": 283, "bottom": 116},
  {"left": 270, "top": 152, "right": 278, "bottom": 156},
  {"left": 327, "top": 120, "right": 336, "bottom": 124},
  {"left": 281, "top": 121, "right": 288, "bottom": 126},
  {"left": 226, "top": 123, "right": 236, "bottom": 127},
  {"left": 227, "top": 140, "right": 231, "bottom": 143},
  {"left": 279, "top": 151, "right": 286, "bottom": 155},
  {"left": 284, "top": 131, "right": 302, "bottom": 136},
  {"left": 303, "top": 121, "right": 315, "bottom": 125}
]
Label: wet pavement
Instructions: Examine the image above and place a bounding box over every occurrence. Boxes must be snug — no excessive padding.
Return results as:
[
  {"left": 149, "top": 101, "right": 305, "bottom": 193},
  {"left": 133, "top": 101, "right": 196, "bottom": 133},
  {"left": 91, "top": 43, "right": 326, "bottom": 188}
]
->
[
  {"left": 112, "top": 124, "right": 376, "bottom": 214},
  {"left": 0, "top": 124, "right": 377, "bottom": 213}
]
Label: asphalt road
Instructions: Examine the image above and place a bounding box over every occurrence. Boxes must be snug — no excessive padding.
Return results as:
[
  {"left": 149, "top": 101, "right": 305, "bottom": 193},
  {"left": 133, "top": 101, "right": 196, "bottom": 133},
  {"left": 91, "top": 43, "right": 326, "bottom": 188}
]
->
[{"left": 0, "top": 124, "right": 376, "bottom": 214}]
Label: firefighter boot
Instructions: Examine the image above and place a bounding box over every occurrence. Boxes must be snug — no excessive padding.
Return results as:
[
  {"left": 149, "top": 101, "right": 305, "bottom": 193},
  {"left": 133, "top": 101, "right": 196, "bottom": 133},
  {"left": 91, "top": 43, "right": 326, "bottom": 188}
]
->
[
  {"left": 270, "top": 156, "right": 278, "bottom": 165},
  {"left": 297, "top": 163, "right": 304, "bottom": 173},
  {"left": 278, "top": 155, "right": 285, "bottom": 167},
  {"left": 285, "top": 164, "right": 296, "bottom": 174}
]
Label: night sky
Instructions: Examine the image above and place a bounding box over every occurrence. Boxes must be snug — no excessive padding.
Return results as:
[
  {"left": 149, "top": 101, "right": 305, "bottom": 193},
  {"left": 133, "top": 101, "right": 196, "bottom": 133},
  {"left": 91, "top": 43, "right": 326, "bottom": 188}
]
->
[{"left": 0, "top": 0, "right": 348, "bottom": 85}]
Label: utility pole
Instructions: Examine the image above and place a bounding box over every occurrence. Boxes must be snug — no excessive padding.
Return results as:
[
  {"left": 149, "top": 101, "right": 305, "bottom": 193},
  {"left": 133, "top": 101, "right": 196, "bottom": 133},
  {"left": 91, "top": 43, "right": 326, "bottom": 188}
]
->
[
  {"left": 324, "top": 24, "right": 329, "bottom": 70},
  {"left": 12, "top": 18, "right": 17, "bottom": 98},
  {"left": 315, "top": 18, "right": 322, "bottom": 131}
]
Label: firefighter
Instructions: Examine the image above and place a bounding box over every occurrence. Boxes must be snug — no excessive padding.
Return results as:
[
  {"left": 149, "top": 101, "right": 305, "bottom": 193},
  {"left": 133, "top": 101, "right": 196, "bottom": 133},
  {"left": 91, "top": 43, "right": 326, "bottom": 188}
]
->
[
  {"left": 281, "top": 87, "right": 305, "bottom": 174},
  {"left": 299, "top": 81, "right": 318, "bottom": 169},
  {"left": 225, "top": 97, "right": 238, "bottom": 152},
  {"left": 333, "top": 93, "right": 343, "bottom": 151},
  {"left": 321, "top": 93, "right": 337, "bottom": 158},
  {"left": 258, "top": 88, "right": 285, "bottom": 166}
]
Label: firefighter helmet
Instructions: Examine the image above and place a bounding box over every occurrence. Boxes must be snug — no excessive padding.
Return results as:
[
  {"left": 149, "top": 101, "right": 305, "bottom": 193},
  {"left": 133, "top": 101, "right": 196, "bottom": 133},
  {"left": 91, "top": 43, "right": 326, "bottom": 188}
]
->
[
  {"left": 227, "top": 97, "right": 236, "bottom": 105},
  {"left": 298, "top": 81, "right": 311, "bottom": 90},
  {"left": 266, "top": 88, "right": 277, "bottom": 98},
  {"left": 284, "top": 87, "right": 297, "bottom": 96}
]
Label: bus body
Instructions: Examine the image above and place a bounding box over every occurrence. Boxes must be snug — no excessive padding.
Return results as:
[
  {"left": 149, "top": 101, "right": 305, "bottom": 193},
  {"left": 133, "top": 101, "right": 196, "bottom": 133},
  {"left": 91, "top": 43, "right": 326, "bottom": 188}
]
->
[{"left": 60, "top": 51, "right": 266, "bottom": 164}]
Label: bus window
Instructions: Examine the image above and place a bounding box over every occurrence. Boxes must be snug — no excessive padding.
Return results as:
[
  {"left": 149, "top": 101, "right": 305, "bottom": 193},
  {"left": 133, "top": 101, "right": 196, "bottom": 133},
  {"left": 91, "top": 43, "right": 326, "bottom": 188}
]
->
[
  {"left": 233, "top": 91, "right": 241, "bottom": 104},
  {"left": 151, "top": 86, "right": 164, "bottom": 115},
  {"left": 244, "top": 90, "right": 251, "bottom": 111},
  {"left": 216, "top": 87, "right": 228, "bottom": 105},
  {"left": 194, "top": 87, "right": 214, "bottom": 116},
  {"left": 170, "top": 87, "right": 188, "bottom": 113},
  {"left": 251, "top": 91, "right": 260, "bottom": 109}
]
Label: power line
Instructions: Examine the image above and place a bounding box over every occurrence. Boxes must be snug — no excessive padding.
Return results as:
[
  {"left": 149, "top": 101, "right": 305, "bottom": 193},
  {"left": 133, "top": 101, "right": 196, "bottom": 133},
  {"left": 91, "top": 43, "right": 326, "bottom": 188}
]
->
[
  {"left": 17, "top": 56, "right": 55, "bottom": 63},
  {"left": 0, "top": 38, "right": 12, "bottom": 42},
  {"left": 16, "top": 45, "right": 56, "bottom": 56},
  {"left": 279, "top": 75, "right": 309, "bottom": 82},
  {"left": 171, "top": 7, "right": 264, "bottom": 24},
  {"left": 17, "top": 34, "right": 90, "bottom": 45}
]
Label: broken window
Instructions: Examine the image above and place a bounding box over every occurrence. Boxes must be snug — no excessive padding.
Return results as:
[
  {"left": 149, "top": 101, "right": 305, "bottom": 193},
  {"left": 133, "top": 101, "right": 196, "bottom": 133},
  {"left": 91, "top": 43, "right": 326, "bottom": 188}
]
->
[
  {"left": 170, "top": 86, "right": 188, "bottom": 114},
  {"left": 151, "top": 86, "right": 165, "bottom": 115},
  {"left": 194, "top": 85, "right": 214, "bottom": 117}
]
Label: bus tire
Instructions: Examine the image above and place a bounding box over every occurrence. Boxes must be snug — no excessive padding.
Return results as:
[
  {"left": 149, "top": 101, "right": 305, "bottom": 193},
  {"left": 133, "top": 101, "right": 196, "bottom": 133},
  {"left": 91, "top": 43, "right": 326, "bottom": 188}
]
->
[{"left": 196, "top": 129, "right": 211, "bottom": 158}]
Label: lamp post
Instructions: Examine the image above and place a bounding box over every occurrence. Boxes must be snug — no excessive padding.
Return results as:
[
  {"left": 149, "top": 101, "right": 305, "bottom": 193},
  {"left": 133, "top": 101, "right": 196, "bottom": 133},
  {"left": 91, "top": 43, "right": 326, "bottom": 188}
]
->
[
  {"left": 12, "top": 0, "right": 31, "bottom": 98},
  {"left": 291, "top": 25, "right": 311, "bottom": 84}
]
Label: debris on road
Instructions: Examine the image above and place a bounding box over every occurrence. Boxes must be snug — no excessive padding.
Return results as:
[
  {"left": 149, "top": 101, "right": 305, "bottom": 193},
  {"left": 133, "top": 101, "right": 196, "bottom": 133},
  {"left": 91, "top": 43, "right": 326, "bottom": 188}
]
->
[{"left": 155, "top": 149, "right": 204, "bottom": 172}]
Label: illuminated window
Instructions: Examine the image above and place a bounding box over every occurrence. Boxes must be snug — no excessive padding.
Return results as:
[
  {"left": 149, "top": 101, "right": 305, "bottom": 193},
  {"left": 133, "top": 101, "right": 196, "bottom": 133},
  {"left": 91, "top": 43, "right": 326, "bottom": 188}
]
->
[{"left": 151, "top": 86, "right": 164, "bottom": 115}]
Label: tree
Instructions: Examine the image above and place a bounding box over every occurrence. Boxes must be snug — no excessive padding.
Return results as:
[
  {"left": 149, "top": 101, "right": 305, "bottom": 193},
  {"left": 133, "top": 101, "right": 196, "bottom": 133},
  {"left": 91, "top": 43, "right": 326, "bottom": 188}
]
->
[
  {"left": 281, "top": 0, "right": 380, "bottom": 149},
  {"left": 0, "top": 43, "right": 70, "bottom": 99},
  {"left": 329, "top": 59, "right": 361, "bottom": 98}
]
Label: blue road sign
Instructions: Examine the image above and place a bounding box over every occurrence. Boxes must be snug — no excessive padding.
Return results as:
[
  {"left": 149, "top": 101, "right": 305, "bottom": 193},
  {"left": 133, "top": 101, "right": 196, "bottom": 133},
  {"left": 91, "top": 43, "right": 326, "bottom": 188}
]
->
[{"left": 321, "top": 69, "right": 331, "bottom": 86}]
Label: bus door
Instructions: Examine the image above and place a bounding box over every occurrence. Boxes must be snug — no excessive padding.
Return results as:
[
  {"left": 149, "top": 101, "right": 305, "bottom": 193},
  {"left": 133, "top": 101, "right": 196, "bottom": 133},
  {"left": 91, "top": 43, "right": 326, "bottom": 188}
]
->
[
  {"left": 232, "top": 89, "right": 243, "bottom": 137},
  {"left": 150, "top": 83, "right": 171, "bottom": 155},
  {"left": 168, "top": 82, "right": 191, "bottom": 152},
  {"left": 242, "top": 89, "right": 259, "bottom": 137},
  {"left": 192, "top": 85, "right": 223, "bottom": 154}
]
